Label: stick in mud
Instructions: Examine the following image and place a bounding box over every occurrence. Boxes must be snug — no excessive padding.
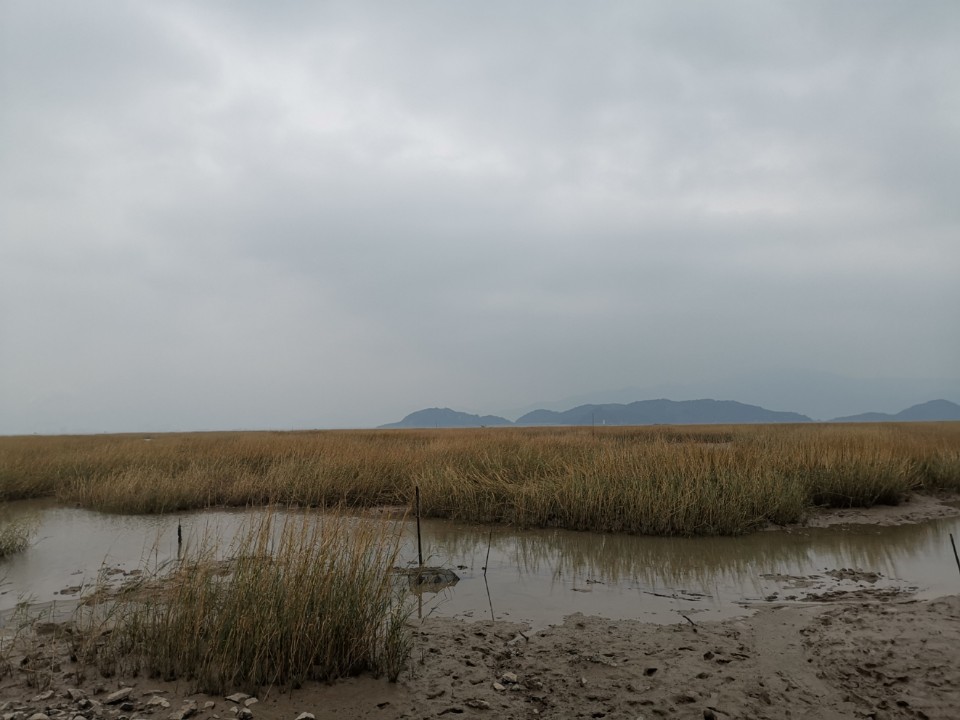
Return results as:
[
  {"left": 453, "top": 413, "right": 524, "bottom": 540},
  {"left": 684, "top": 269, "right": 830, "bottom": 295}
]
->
[
  {"left": 483, "top": 528, "right": 492, "bottom": 575},
  {"left": 415, "top": 485, "right": 423, "bottom": 568},
  {"left": 950, "top": 533, "right": 960, "bottom": 577},
  {"left": 483, "top": 528, "right": 495, "bottom": 620}
]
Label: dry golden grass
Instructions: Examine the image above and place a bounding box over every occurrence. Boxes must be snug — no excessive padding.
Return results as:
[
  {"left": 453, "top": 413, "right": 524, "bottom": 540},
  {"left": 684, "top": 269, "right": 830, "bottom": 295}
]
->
[
  {"left": 1, "top": 423, "right": 958, "bottom": 535},
  {"left": 0, "top": 518, "right": 33, "bottom": 557},
  {"left": 74, "top": 509, "right": 410, "bottom": 692}
]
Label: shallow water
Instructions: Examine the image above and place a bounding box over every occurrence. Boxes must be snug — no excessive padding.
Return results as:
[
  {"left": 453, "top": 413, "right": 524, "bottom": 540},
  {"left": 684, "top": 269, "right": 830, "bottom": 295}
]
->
[{"left": 1, "top": 499, "right": 959, "bottom": 628}]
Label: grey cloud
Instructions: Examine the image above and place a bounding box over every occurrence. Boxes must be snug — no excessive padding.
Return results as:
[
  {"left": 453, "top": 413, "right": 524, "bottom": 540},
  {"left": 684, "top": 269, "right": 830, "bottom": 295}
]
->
[{"left": 2, "top": 1, "right": 958, "bottom": 433}]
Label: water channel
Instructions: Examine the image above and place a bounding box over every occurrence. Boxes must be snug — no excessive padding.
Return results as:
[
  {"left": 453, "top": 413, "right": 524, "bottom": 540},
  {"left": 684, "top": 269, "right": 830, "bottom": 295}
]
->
[{"left": 2, "top": 499, "right": 959, "bottom": 629}]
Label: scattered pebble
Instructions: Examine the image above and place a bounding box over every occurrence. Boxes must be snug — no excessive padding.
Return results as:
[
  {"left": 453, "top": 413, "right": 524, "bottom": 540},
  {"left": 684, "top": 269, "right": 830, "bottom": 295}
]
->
[{"left": 105, "top": 688, "right": 134, "bottom": 705}]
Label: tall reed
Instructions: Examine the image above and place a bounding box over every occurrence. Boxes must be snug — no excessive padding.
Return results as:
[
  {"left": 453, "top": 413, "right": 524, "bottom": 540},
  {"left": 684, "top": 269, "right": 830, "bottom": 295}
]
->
[
  {"left": 1, "top": 423, "right": 957, "bottom": 536},
  {"left": 78, "top": 510, "right": 410, "bottom": 693},
  {"left": 0, "top": 518, "right": 33, "bottom": 557}
]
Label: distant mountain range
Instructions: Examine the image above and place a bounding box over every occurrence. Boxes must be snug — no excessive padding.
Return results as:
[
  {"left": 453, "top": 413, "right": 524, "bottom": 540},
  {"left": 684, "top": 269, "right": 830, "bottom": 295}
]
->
[
  {"left": 514, "top": 399, "right": 810, "bottom": 426},
  {"left": 829, "top": 399, "right": 960, "bottom": 423},
  {"left": 379, "top": 398, "right": 960, "bottom": 429},
  {"left": 379, "top": 407, "right": 513, "bottom": 429}
]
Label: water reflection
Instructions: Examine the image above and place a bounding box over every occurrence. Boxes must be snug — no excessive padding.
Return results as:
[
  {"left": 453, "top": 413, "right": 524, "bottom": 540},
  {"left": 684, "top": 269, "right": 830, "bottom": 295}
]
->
[{"left": 1, "top": 500, "right": 958, "bottom": 627}]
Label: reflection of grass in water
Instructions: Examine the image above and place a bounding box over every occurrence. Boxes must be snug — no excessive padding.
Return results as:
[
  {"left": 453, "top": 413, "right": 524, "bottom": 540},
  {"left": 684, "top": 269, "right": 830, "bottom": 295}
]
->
[{"left": 416, "top": 516, "right": 954, "bottom": 590}]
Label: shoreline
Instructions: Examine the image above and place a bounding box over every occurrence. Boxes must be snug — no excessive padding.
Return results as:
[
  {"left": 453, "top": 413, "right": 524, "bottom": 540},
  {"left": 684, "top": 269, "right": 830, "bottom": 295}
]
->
[{"left": 1, "top": 497, "right": 959, "bottom": 718}]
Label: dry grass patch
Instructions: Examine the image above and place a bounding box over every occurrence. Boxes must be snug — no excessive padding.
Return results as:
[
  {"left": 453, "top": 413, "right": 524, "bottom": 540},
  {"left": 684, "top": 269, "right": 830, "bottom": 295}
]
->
[
  {"left": 1, "top": 423, "right": 958, "bottom": 536},
  {"left": 74, "top": 510, "right": 411, "bottom": 693}
]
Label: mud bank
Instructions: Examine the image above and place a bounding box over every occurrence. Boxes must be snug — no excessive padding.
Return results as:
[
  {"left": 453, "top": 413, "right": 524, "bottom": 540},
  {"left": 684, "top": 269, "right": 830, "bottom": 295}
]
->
[{"left": 2, "top": 590, "right": 958, "bottom": 720}]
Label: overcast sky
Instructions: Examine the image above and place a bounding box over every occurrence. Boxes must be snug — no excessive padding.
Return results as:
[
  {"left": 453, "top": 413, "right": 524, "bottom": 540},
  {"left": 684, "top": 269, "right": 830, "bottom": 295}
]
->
[{"left": 2, "top": 1, "right": 958, "bottom": 433}]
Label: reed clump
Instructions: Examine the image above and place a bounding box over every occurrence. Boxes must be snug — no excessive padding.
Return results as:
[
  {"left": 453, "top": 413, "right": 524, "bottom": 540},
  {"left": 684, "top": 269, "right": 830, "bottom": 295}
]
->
[
  {"left": 0, "top": 518, "right": 33, "bottom": 557},
  {"left": 0, "top": 423, "right": 957, "bottom": 536},
  {"left": 77, "top": 510, "right": 410, "bottom": 693}
]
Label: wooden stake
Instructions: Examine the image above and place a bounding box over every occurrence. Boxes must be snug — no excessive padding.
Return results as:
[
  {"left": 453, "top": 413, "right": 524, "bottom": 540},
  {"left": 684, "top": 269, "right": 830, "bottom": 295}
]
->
[
  {"left": 950, "top": 533, "right": 960, "bottom": 577},
  {"left": 483, "top": 528, "right": 493, "bottom": 575},
  {"left": 416, "top": 485, "right": 423, "bottom": 568}
]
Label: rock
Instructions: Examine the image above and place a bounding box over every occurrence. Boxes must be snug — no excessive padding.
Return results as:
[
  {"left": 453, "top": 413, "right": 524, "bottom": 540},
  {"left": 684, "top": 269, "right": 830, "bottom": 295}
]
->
[
  {"left": 224, "top": 695, "right": 249, "bottom": 705},
  {"left": 65, "top": 689, "right": 86, "bottom": 702},
  {"left": 703, "top": 710, "right": 717, "bottom": 720},
  {"left": 105, "top": 689, "right": 134, "bottom": 705},
  {"left": 396, "top": 566, "right": 460, "bottom": 592},
  {"left": 76, "top": 699, "right": 93, "bottom": 711},
  {"left": 202, "top": 703, "right": 216, "bottom": 711},
  {"left": 500, "top": 672, "right": 518, "bottom": 684},
  {"left": 465, "top": 699, "right": 490, "bottom": 710},
  {"left": 32, "top": 692, "right": 55, "bottom": 703},
  {"left": 237, "top": 710, "right": 253, "bottom": 720},
  {"left": 295, "top": 714, "right": 315, "bottom": 720},
  {"left": 168, "top": 702, "right": 197, "bottom": 720},
  {"left": 242, "top": 699, "right": 257, "bottom": 708},
  {"left": 26, "top": 714, "right": 49, "bottom": 720},
  {"left": 492, "top": 682, "right": 506, "bottom": 692},
  {"left": 146, "top": 698, "right": 171, "bottom": 709}
]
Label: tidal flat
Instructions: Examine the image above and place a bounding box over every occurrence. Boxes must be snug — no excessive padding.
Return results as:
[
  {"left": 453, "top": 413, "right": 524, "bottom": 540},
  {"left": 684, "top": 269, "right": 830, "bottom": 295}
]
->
[{"left": 0, "top": 423, "right": 958, "bottom": 718}]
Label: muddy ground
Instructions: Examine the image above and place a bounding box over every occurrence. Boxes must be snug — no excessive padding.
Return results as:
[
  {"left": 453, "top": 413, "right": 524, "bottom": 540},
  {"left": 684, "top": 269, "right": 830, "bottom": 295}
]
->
[
  {"left": 3, "top": 590, "right": 958, "bottom": 720},
  {"left": 2, "top": 497, "right": 959, "bottom": 720}
]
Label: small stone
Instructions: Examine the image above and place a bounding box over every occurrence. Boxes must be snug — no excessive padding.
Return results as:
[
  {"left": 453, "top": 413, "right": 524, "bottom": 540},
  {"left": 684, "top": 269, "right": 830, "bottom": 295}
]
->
[
  {"left": 121, "top": 703, "right": 136, "bottom": 713},
  {"left": 73, "top": 716, "right": 89, "bottom": 720},
  {"left": 237, "top": 710, "right": 253, "bottom": 720},
  {"left": 27, "top": 715, "right": 50, "bottom": 720},
  {"left": 32, "top": 692, "right": 55, "bottom": 703},
  {"left": 500, "top": 672, "right": 518, "bottom": 684},
  {"left": 76, "top": 699, "right": 93, "bottom": 710},
  {"left": 146, "top": 698, "right": 171, "bottom": 709},
  {"left": 295, "top": 714, "right": 315, "bottom": 720},
  {"left": 65, "top": 689, "right": 86, "bottom": 702},
  {"left": 579, "top": 677, "right": 587, "bottom": 687},
  {"left": 492, "top": 682, "right": 506, "bottom": 692},
  {"left": 202, "top": 703, "right": 216, "bottom": 711},
  {"left": 224, "top": 695, "right": 249, "bottom": 705},
  {"left": 242, "top": 699, "right": 257, "bottom": 708},
  {"left": 168, "top": 703, "right": 197, "bottom": 720},
  {"left": 105, "top": 689, "right": 134, "bottom": 705},
  {"left": 465, "top": 699, "right": 490, "bottom": 710},
  {"left": 703, "top": 710, "right": 717, "bottom": 720}
]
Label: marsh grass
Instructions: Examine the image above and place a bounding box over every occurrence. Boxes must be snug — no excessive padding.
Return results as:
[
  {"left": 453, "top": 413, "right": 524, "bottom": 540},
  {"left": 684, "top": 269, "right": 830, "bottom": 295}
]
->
[
  {"left": 76, "top": 510, "right": 411, "bottom": 693},
  {"left": 0, "top": 423, "right": 958, "bottom": 536},
  {"left": 0, "top": 518, "right": 34, "bottom": 557}
]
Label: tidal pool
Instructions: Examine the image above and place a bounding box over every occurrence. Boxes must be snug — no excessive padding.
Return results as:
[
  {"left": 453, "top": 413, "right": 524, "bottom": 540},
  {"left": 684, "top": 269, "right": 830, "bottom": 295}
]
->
[{"left": 1, "top": 499, "right": 958, "bottom": 628}]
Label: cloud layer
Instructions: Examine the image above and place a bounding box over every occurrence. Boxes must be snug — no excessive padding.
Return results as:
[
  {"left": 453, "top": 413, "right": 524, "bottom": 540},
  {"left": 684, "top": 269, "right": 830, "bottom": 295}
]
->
[{"left": 2, "top": 1, "right": 958, "bottom": 432}]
